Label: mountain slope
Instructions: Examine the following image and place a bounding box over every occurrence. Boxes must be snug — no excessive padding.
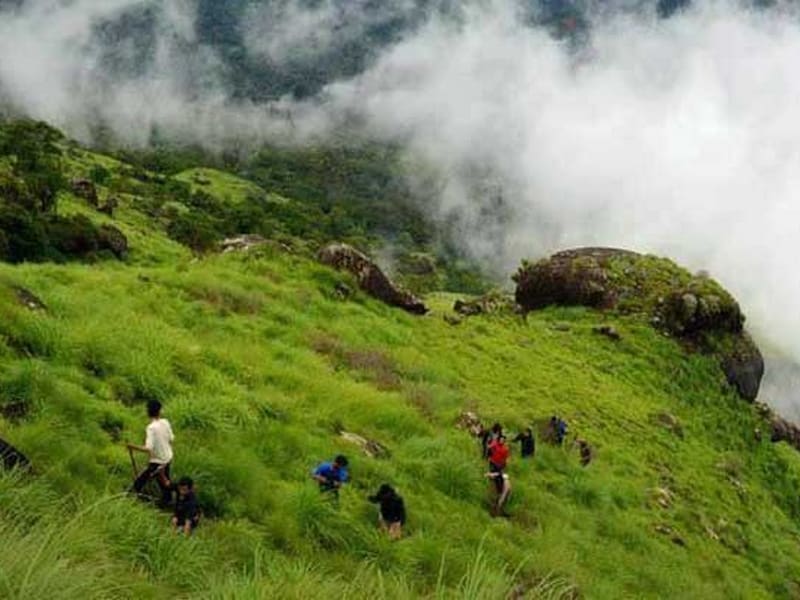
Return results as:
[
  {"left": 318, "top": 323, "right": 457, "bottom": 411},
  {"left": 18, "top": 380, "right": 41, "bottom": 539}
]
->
[{"left": 0, "top": 136, "right": 799, "bottom": 599}]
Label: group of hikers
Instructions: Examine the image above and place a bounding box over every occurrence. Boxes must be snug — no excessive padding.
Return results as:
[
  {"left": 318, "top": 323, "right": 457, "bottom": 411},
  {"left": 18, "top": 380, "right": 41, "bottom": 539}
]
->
[
  {"left": 475, "top": 415, "right": 575, "bottom": 516},
  {"left": 126, "top": 400, "right": 406, "bottom": 538},
  {"left": 126, "top": 400, "right": 200, "bottom": 535},
  {"left": 126, "top": 400, "right": 586, "bottom": 536},
  {"left": 311, "top": 454, "right": 407, "bottom": 539}
]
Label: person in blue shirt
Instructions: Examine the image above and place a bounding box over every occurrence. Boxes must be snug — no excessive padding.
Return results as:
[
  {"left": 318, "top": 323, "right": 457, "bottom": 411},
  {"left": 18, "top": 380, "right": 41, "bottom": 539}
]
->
[
  {"left": 312, "top": 455, "right": 349, "bottom": 496},
  {"left": 556, "top": 418, "right": 568, "bottom": 445},
  {"left": 549, "top": 416, "right": 568, "bottom": 445}
]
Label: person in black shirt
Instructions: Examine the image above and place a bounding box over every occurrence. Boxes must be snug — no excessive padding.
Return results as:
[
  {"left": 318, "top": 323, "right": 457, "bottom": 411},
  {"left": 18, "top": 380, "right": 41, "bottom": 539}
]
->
[
  {"left": 577, "top": 439, "right": 593, "bottom": 466},
  {"left": 172, "top": 476, "right": 200, "bottom": 535},
  {"left": 476, "top": 424, "right": 492, "bottom": 459},
  {"left": 368, "top": 484, "right": 406, "bottom": 540},
  {"left": 513, "top": 428, "right": 535, "bottom": 458}
]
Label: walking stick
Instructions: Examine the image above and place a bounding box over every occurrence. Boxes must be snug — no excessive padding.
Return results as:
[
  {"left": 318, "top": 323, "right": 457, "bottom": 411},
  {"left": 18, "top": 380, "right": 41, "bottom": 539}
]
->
[{"left": 128, "top": 446, "right": 139, "bottom": 481}]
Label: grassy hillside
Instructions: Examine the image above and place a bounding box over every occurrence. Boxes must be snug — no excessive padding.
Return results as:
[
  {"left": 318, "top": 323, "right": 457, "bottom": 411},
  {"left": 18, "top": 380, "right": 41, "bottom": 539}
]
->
[{"left": 1, "top": 134, "right": 800, "bottom": 599}]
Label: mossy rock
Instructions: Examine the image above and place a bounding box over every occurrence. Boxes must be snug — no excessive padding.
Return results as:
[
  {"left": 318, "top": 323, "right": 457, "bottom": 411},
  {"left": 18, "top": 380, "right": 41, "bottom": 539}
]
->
[
  {"left": 513, "top": 248, "right": 626, "bottom": 311},
  {"left": 514, "top": 248, "right": 762, "bottom": 401}
]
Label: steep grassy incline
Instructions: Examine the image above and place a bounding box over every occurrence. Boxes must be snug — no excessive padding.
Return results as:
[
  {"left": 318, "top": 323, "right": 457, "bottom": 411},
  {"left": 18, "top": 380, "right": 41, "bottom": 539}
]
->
[
  {"left": 1, "top": 237, "right": 800, "bottom": 598},
  {"left": 0, "top": 137, "right": 799, "bottom": 599}
]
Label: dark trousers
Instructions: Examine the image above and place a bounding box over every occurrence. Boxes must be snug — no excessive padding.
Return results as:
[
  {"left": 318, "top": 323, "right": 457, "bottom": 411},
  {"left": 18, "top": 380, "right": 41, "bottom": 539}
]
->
[
  {"left": 489, "top": 463, "right": 504, "bottom": 494},
  {"left": 176, "top": 516, "right": 200, "bottom": 532},
  {"left": 133, "top": 462, "right": 173, "bottom": 506}
]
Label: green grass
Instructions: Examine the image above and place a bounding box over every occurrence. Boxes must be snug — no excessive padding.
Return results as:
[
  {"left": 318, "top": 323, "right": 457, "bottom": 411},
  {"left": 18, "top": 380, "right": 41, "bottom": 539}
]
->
[
  {"left": 174, "top": 168, "right": 287, "bottom": 206},
  {"left": 1, "top": 245, "right": 800, "bottom": 598},
  {"left": 0, "top": 145, "right": 799, "bottom": 598}
]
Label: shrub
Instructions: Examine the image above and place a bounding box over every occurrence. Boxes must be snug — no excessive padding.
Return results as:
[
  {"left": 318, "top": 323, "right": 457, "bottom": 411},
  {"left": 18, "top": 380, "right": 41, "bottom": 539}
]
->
[
  {"left": 0, "top": 203, "right": 48, "bottom": 262},
  {"left": 167, "top": 212, "right": 219, "bottom": 253},
  {"left": 89, "top": 165, "right": 111, "bottom": 186},
  {"left": 46, "top": 214, "right": 100, "bottom": 258}
]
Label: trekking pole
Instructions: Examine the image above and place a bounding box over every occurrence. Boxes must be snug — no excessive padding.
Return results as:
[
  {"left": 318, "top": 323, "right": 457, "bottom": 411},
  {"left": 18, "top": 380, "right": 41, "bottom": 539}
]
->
[{"left": 127, "top": 446, "right": 139, "bottom": 481}]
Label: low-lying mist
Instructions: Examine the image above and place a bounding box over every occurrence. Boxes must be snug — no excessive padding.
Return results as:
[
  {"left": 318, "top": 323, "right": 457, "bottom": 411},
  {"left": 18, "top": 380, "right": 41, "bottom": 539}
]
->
[{"left": 1, "top": 0, "right": 797, "bottom": 416}]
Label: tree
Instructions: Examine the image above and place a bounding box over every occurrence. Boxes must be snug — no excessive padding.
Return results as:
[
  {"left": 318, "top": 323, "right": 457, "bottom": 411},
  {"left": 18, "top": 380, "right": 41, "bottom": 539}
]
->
[{"left": 0, "top": 120, "right": 66, "bottom": 213}]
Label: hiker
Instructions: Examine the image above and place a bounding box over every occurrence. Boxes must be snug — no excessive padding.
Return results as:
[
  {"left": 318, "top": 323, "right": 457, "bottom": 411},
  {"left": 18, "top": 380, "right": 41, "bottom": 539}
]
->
[
  {"left": 487, "top": 434, "right": 510, "bottom": 495},
  {"left": 485, "top": 471, "right": 512, "bottom": 517},
  {"left": 312, "top": 455, "right": 349, "bottom": 495},
  {"left": 490, "top": 422, "right": 504, "bottom": 441},
  {"left": 556, "top": 418, "right": 568, "bottom": 445},
  {"left": 172, "top": 476, "right": 200, "bottom": 535},
  {"left": 368, "top": 483, "right": 406, "bottom": 540},
  {"left": 577, "top": 439, "right": 593, "bottom": 466},
  {"left": 513, "top": 427, "right": 535, "bottom": 458},
  {"left": 549, "top": 416, "right": 568, "bottom": 445},
  {"left": 128, "top": 400, "right": 174, "bottom": 507},
  {"left": 476, "top": 424, "right": 492, "bottom": 458}
]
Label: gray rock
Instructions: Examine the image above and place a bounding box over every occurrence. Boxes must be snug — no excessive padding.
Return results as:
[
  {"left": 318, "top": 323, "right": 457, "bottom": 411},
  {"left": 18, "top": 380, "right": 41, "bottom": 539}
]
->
[
  {"left": 338, "top": 430, "right": 390, "bottom": 459},
  {"left": 220, "top": 234, "right": 267, "bottom": 253},
  {"left": 318, "top": 243, "right": 428, "bottom": 315},
  {"left": 720, "top": 335, "right": 764, "bottom": 402}
]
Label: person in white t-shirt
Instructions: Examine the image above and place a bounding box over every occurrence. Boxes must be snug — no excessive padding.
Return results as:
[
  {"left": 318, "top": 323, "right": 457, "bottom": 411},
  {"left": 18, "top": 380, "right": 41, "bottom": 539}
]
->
[{"left": 128, "top": 400, "right": 175, "bottom": 507}]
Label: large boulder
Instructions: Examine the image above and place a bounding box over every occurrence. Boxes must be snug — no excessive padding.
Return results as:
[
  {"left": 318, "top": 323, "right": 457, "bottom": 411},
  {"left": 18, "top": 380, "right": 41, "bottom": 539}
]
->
[
  {"left": 513, "top": 247, "right": 631, "bottom": 310},
  {"left": 318, "top": 243, "right": 428, "bottom": 315},
  {"left": 514, "top": 248, "right": 763, "bottom": 401}
]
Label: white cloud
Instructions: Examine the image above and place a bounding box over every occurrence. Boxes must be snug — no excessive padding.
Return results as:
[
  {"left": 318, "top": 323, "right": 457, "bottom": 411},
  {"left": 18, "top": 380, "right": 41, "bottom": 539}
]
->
[
  {"left": 318, "top": 0, "right": 800, "bottom": 410},
  {"left": 243, "top": 0, "right": 421, "bottom": 63},
  {"left": 0, "top": 0, "right": 798, "bottom": 412}
]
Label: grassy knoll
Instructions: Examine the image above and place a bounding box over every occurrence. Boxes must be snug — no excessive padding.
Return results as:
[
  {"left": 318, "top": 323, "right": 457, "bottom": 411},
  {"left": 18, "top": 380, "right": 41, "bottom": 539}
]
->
[
  {"left": 1, "top": 238, "right": 800, "bottom": 598},
  {"left": 173, "top": 168, "right": 288, "bottom": 206}
]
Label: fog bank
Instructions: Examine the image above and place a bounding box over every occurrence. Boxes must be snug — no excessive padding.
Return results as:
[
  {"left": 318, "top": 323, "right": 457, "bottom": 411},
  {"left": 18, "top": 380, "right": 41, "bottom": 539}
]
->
[{"left": 0, "top": 0, "right": 797, "bottom": 413}]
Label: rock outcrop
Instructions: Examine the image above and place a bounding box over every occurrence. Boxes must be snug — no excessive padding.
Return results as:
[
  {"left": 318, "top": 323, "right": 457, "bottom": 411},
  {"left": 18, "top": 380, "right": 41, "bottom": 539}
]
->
[
  {"left": 770, "top": 416, "right": 800, "bottom": 450},
  {"left": 318, "top": 243, "right": 428, "bottom": 315},
  {"left": 338, "top": 430, "right": 390, "bottom": 459},
  {"left": 221, "top": 234, "right": 267, "bottom": 253},
  {"left": 71, "top": 178, "right": 99, "bottom": 207},
  {"left": 720, "top": 335, "right": 765, "bottom": 402},
  {"left": 14, "top": 286, "right": 46, "bottom": 311},
  {"left": 98, "top": 225, "right": 129, "bottom": 259},
  {"left": 755, "top": 403, "right": 800, "bottom": 453},
  {"left": 456, "top": 411, "right": 483, "bottom": 434},
  {"left": 514, "top": 248, "right": 632, "bottom": 311},
  {"left": 454, "top": 291, "right": 514, "bottom": 317},
  {"left": 514, "top": 248, "right": 763, "bottom": 401}
]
